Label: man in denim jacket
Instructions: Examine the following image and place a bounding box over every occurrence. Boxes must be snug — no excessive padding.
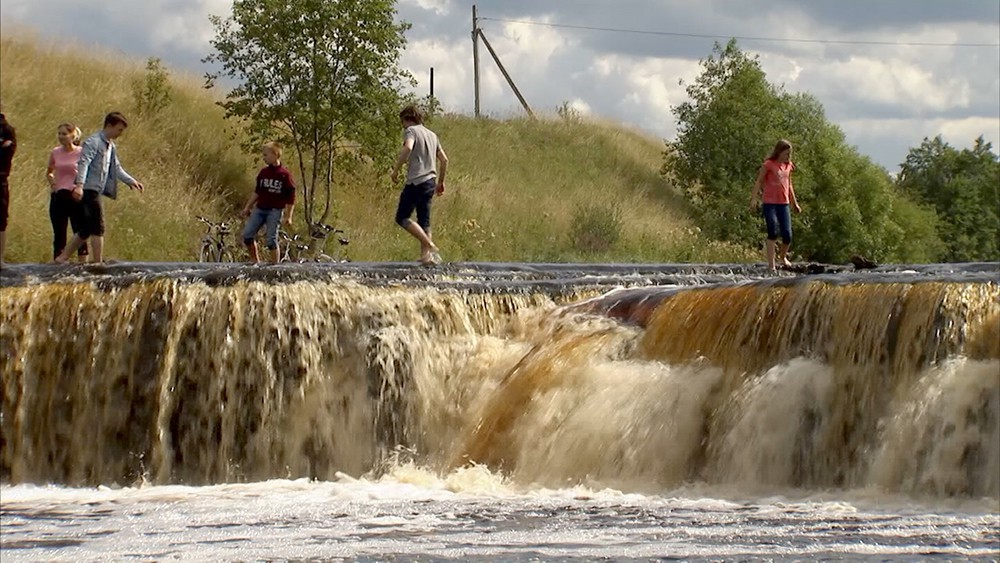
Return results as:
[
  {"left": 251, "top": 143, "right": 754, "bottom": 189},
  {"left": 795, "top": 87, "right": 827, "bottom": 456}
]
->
[{"left": 55, "top": 112, "right": 144, "bottom": 264}]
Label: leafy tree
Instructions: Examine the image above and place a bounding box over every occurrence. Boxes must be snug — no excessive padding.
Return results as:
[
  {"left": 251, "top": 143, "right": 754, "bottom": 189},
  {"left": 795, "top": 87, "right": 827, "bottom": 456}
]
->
[
  {"left": 133, "top": 57, "right": 172, "bottom": 116},
  {"left": 205, "top": 0, "right": 413, "bottom": 226},
  {"left": 665, "top": 40, "right": 943, "bottom": 263},
  {"left": 897, "top": 136, "right": 1000, "bottom": 261}
]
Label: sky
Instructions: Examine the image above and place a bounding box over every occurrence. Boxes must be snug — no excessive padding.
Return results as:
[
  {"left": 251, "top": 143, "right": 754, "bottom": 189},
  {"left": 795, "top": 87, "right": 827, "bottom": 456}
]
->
[{"left": 2, "top": 0, "right": 999, "bottom": 171}]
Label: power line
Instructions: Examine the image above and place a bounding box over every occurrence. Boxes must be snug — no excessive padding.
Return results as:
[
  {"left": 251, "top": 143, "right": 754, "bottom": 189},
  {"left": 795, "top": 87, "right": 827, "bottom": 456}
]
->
[{"left": 478, "top": 17, "right": 1000, "bottom": 48}]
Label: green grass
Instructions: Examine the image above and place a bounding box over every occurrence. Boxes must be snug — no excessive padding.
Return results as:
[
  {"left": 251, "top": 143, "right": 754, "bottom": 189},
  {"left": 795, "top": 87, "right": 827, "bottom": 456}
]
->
[{"left": 1, "top": 33, "right": 754, "bottom": 264}]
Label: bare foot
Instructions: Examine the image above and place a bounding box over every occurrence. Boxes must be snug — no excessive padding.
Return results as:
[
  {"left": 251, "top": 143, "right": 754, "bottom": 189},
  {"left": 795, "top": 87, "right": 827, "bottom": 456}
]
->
[{"left": 782, "top": 258, "right": 793, "bottom": 267}]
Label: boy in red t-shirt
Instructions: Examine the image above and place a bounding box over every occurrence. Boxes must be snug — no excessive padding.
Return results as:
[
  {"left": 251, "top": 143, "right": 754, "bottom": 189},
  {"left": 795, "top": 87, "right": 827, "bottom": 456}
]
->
[{"left": 241, "top": 141, "right": 296, "bottom": 264}]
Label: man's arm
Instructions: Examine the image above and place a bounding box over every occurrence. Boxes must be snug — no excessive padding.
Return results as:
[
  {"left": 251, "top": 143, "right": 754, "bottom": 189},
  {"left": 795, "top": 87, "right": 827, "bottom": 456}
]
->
[
  {"left": 74, "top": 137, "right": 98, "bottom": 188},
  {"left": 435, "top": 145, "right": 449, "bottom": 195},
  {"left": 116, "top": 161, "right": 143, "bottom": 192},
  {"left": 390, "top": 135, "right": 415, "bottom": 184},
  {"left": 0, "top": 122, "right": 16, "bottom": 151}
]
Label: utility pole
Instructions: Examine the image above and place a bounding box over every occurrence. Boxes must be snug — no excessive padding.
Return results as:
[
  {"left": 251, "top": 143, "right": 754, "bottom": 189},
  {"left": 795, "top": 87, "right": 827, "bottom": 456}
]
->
[
  {"left": 430, "top": 67, "right": 435, "bottom": 99},
  {"left": 470, "top": 5, "right": 534, "bottom": 118},
  {"left": 472, "top": 5, "right": 481, "bottom": 117},
  {"left": 477, "top": 30, "right": 534, "bottom": 118}
]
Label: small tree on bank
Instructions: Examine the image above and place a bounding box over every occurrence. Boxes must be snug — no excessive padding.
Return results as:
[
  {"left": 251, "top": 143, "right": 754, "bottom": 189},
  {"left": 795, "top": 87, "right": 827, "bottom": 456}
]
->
[{"left": 204, "top": 0, "right": 413, "bottom": 226}]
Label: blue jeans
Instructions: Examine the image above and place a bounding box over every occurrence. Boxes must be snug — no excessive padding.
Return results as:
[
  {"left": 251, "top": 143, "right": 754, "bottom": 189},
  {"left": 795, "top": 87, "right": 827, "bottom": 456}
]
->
[
  {"left": 762, "top": 203, "right": 792, "bottom": 245},
  {"left": 243, "top": 207, "right": 283, "bottom": 249}
]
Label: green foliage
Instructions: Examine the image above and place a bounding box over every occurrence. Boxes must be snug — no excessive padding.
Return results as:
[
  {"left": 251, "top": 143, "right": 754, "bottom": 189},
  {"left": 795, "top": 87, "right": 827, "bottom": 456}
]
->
[
  {"left": 132, "top": 57, "right": 172, "bottom": 116},
  {"left": 570, "top": 203, "right": 623, "bottom": 253},
  {"left": 204, "top": 0, "right": 413, "bottom": 226},
  {"left": 665, "top": 40, "right": 945, "bottom": 263},
  {"left": 897, "top": 136, "right": 1000, "bottom": 261}
]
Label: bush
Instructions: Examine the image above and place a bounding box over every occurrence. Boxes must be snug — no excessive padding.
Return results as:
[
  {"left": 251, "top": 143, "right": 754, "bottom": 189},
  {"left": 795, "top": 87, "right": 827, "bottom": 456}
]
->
[
  {"left": 132, "top": 57, "right": 172, "bottom": 116},
  {"left": 570, "top": 203, "right": 623, "bottom": 253}
]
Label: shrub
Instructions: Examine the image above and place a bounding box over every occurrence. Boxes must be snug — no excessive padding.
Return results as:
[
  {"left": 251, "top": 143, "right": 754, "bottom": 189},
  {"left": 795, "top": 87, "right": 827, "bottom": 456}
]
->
[
  {"left": 570, "top": 203, "right": 623, "bottom": 253},
  {"left": 133, "top": 57, "right": 172, "bottom": 116}
]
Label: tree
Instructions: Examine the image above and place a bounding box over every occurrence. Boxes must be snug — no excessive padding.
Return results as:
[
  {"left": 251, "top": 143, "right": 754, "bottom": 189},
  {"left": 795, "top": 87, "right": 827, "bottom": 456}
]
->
[
  {"left": 897, "top": 136, "right": 1000, "bottom": 261},
  {"left": 205, "top": 0, "right": 413, "bottom": 227},
  {"left": 665, "top": 40, "right": 943, "bottom": 263},
  {"left": 133, "top": 58, "right": 172, "bottom": 117}
]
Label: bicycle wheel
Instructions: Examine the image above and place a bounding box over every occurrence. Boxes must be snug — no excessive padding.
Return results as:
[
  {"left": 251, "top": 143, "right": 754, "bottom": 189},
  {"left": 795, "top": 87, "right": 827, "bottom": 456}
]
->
[
  {"left": 219, "top": 247, "right": 237, "bottom": 263},
  {"left": 198, "top": 243, "right": 216, "bottom": 262}
]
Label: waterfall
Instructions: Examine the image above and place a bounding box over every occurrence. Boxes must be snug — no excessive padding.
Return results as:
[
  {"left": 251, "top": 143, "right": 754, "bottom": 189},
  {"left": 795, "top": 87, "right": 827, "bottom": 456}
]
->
[{"left": 1, "top": 267, "right": 997, "bottom": 498}]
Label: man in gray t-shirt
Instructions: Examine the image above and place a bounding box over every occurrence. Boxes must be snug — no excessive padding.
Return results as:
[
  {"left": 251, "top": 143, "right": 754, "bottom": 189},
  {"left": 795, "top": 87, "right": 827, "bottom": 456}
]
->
[{"left": 390, "top": 104, "right": 449, "bottom": 265}]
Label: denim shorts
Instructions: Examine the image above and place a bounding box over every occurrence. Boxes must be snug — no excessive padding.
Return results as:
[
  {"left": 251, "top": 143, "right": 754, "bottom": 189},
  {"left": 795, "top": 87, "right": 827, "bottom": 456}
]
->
[
  {"left": 243, "top": 207, "right": 283, "bottom": 249},
  {"left": 762, "top": 203, "right": 792, "bottom": 244}
]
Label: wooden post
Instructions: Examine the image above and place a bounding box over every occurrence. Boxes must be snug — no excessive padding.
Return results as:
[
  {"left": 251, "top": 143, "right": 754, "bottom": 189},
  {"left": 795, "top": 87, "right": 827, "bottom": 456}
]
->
[
  {"left": 430, "top": 67, "right": 434, "bottom": 99},
  {"left": 478, "top": 30, "right": 535, "bottom": 118},
  {"left": 472, "top": 5, "right": 481, "bottom": 117}
]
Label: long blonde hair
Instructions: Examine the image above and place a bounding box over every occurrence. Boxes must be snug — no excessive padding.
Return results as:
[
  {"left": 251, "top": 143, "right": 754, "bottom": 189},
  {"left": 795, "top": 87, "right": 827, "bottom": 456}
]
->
[{"left": 58, "top": 122, "right": 82, "bottom": 147}]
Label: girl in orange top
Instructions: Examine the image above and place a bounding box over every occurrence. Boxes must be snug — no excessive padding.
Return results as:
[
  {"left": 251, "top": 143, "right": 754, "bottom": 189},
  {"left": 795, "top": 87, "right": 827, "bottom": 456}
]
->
[{"left": 750, "top": 139, "right": 802, "bottom": 271}]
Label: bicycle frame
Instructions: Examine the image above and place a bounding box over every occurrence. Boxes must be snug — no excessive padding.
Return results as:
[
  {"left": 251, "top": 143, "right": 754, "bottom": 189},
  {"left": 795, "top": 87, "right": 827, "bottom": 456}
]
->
[{"left": 196, "top": 216, "right": 236, "bottom": 262}]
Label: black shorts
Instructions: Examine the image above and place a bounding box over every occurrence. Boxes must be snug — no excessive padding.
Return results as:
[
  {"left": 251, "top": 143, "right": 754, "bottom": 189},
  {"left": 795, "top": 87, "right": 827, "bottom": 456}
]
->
[
  {"left": 0, "top": 176, "right": 8, "bottom": 232},
  {"left": 394, "top": 179, "right": 436, "bottom": 231},
  {"left": 78, "top": 190, "right": 105, "bottom": 238}
]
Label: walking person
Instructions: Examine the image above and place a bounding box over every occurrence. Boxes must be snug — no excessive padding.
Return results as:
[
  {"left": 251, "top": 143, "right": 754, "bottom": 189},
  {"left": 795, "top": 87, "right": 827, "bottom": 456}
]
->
[
  {"left": 54, "top": 112, "right": 144, "bottom": 264},
  {"left": 241, "top": 141, "right": 295, "bottom": 264},
  {"left": 0, "top": 111, "right": 16, "bottom": 265},
  {"left": 750, "top": 139, "right": 802, "bottom": 271},
  {"left": 46, "top": 123, "right": 89, "bottom": 262},
  {"left": 389, "top": 104, "right": 448, "bottom": 265}
]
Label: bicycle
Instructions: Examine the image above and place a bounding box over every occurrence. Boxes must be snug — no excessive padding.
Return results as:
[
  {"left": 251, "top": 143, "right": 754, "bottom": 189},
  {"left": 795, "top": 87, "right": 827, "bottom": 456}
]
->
[
  {"left": 305, "top": 222, "right": 350, "bottom": 262},
  {"left": 278, "top": 222, "right": 350, "bottom": 263},
  {"left": 277, "top": 228, "right": 310, "bottom": 263},
  {"left": 196, "top": 216, "right": 238, "bottom": 262}
]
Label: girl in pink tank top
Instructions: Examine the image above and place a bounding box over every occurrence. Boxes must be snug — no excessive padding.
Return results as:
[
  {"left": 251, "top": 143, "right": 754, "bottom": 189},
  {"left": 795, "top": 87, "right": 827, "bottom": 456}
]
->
[
  {"left": 46, "top": 123, "right": 88, "bottom": 261},
  {"left": 750, "top": 139, "right": 802, "bottom": 271}
]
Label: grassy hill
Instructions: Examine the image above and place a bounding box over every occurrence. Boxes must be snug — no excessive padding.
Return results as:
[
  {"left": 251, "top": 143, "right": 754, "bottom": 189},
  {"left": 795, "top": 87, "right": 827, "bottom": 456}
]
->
[{"left": 0, "top": 34, "right": 754, "bottom": 264}]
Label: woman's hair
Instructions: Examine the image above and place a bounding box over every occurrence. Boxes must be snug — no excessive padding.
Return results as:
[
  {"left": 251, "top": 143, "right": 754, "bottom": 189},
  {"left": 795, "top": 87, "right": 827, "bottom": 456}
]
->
[
  {"left": 767, "top": 139, "right": 793, "bottom": 161},
  {"left": 263, "top": 141, "right": 283, "bottom": 159},
  {"left": 58, "top": 122, "right": 83, "bottom": 146},
  {"left": 399, "top": 104, "right": 423, "bottom": 125}
]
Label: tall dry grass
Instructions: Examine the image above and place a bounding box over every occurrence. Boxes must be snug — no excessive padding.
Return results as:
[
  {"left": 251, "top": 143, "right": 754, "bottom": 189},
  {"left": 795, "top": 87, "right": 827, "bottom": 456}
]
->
[
  {"left": 1, "top": 33, "right": 754, "bottom": 264},
  {"left": 0, "top": 33, "right": 253, "bottom": 262}
]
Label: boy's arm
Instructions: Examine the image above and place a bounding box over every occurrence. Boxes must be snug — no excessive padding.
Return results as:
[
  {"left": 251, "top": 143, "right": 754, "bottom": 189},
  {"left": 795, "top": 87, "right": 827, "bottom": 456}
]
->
[
  {"left": 283, "top": 174, "right": 296, "bottom": 225},
  {"left": 390, "top": 134, "right": 415, "bottom": 184},
  {"left": 242, "top": 192, "right": 259, "bottom": 217}
]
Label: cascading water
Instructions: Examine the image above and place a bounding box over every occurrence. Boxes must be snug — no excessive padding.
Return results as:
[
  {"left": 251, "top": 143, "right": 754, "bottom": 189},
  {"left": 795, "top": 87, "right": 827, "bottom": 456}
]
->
[{"left": 0, "top": 262, "right": 997, "bottom": 560}]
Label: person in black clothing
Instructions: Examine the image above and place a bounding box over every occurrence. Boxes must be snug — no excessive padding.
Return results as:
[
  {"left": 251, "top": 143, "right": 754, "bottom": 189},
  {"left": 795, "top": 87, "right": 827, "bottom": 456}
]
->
[{"left": 0, "top": 112, "right": 16, "bottom": 265}]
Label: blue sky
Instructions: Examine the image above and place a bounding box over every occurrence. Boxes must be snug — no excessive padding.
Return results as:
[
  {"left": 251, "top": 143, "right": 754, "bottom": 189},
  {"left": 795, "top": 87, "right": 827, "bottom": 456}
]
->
[{"left": 3, "top": 0, "right": 998, "bottom": 170}]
